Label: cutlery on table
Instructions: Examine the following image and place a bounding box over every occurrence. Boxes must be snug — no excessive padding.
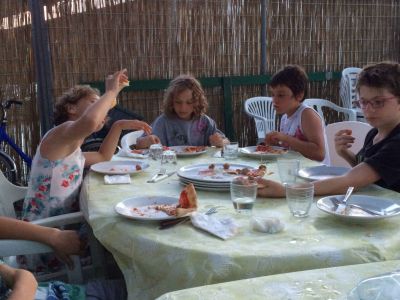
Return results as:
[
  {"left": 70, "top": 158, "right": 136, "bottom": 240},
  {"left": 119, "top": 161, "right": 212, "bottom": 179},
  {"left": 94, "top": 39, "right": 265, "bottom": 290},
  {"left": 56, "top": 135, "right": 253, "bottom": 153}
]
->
[
  {"left": 147, "top": 168, "right": 167, "bottom": 183},
  {"left": 159, "top": 206, "right": 218, "bottom": 230}
]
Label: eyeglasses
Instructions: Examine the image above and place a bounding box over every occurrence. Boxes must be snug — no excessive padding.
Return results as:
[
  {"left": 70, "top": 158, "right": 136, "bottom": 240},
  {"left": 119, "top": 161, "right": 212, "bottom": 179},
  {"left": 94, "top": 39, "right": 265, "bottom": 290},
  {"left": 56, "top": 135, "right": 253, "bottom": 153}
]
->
[{"left": 353, "top": 96, "right": 397, "bottom": 109}]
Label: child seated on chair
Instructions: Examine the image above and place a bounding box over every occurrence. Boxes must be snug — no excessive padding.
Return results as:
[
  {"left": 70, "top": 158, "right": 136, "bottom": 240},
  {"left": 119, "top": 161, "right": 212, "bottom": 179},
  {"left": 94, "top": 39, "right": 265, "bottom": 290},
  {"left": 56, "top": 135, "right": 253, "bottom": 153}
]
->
[
  {"left": 257, "top": 62, "right": 400, "bottom": 197},
  {"left": 137, "top": 74, "right": 229, "bottom": 147},
  {"left": 0, "top": 216, "right": 126, "bottom": 300},
  {"left": 22, "top": 69, "right": 153, "bottom": 222},
  {"left": 263, "top": 65, "right": 329, "bottom": 163}
]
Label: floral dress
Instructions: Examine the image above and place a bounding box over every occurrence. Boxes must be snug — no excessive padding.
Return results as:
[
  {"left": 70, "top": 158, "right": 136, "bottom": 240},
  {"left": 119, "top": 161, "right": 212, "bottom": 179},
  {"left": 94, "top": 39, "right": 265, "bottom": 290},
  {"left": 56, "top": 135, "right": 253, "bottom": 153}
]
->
[
  {"left": 22, "top": 146, "right": 85, "bottom": 221},
  {"left": 19, "top": 145, "right": 85, "bottom": 273}
]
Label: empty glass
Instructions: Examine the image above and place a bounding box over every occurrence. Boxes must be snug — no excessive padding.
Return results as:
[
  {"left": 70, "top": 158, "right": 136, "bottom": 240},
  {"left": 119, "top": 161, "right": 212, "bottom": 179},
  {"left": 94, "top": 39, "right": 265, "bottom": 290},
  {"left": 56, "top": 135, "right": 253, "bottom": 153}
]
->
[
  {"left": 224, "top": 142, "right": 239, "bottom": 160},
  {"left": 277, "top": 159, "right": 300, "bottom": 184},
  {"left": 160, "top": 150, "right": 178, "bottom": 174},
  {"left": 230, "top": 176, "right": 258, "bottom": 214},
  {"left": 149, "top": 143, "right": 163, "bottom": 160},
  {"left": 285, "top": 182, "right": 314, "bottom": 218}
]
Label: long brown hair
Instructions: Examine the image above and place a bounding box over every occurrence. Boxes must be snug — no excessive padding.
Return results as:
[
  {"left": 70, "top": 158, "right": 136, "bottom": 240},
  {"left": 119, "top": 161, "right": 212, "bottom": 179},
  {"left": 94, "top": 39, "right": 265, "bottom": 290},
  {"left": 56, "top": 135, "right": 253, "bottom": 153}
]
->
[{"left": 163, "top": 74, "right": 208, "bottom": 118}]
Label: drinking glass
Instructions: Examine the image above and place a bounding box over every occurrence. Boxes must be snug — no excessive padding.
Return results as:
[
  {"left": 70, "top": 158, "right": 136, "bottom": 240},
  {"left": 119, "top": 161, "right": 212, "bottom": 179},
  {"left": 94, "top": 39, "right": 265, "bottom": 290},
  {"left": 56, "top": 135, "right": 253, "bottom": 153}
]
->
[
  {"left": 230, "top": 176, "right": 258, "bottom": 214},
  {"left": 160, "top": 150, "right": 178, "bottom": 174},
  {"left": 224, "top": 142, "right": 239, "bottom": 160},
  {"left": 285, "top": 182, "right": 314, "bottom": 218},
  {"left": 149, "top": 143, "right": 163, "bottom": 160},
  {"left": 277, "top": 159, "right": 300, "bottom": 184}
]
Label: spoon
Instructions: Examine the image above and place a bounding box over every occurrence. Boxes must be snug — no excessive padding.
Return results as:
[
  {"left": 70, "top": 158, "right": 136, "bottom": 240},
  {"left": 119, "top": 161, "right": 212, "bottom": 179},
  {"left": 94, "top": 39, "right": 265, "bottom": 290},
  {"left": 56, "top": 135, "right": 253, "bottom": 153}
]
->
[{"left": 342, "top": 186, "right": 354, "bottom": 205}]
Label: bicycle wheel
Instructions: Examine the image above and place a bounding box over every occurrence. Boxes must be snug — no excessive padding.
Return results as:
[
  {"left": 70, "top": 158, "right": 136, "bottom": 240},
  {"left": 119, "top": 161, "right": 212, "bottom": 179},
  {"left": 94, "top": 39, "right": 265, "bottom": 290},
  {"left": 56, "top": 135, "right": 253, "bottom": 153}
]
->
[{"left": 0, "top": 151, "right": 17, "bottom": 184}]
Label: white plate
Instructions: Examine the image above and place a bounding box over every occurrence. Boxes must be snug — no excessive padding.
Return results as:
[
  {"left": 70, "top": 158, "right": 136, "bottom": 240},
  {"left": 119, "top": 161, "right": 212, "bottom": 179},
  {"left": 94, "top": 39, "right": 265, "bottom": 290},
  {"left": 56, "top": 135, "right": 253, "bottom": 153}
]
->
[
  {"left": 90, "top": 160, "right": 149, "bottom": 175},
  {"left": 298, "top": 165, "right": 350, "bottom": 181},
  {"left": 178, "top": 162, "right": 256, "bottom": 183},
  {"left": 316, "top": 195, "right": 400, "bottom": 222},
  {"left": 178, "top": 179, "right": 229, "bottom": 192},
  {"left": 239, "top": 146, "right": 289, "bottom": 159},
  {"left": 169, "top": 146, "right": 207, "bottom": 157},
  {"left": 115, "top": 195, "right": 179, "bottom": 221}
]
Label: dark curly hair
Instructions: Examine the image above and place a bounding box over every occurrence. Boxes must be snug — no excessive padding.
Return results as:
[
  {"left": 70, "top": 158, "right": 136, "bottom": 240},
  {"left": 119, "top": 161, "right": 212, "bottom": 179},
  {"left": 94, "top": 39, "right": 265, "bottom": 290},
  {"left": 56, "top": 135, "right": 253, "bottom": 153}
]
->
[
  {"left": 357, "top": 62, "right": 400, "bottom": 101},
  {"left": 53, "top": 85, "right": 100, "bottom": 125},
  {"left": 163, "top": 74, "right": 208, "bottom": 118},
  {"left": 269, "top": 65, "right": 308, "bottom": 102}
]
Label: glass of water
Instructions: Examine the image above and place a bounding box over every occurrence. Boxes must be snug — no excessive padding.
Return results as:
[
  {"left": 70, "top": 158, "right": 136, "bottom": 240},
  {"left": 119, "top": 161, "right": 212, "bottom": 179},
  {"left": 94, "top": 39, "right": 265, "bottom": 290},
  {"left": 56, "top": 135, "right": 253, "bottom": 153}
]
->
[{"left": 230, "top": 176, "right": 258, "bottom": 214}]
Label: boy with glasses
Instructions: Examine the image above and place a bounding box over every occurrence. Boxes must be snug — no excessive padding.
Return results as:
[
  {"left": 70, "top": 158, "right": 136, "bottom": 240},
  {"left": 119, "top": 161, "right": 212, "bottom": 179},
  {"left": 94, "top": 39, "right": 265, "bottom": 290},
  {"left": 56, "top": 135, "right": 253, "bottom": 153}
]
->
[{"left": 258, "top": 61, "right": 400, "bottom": 197}]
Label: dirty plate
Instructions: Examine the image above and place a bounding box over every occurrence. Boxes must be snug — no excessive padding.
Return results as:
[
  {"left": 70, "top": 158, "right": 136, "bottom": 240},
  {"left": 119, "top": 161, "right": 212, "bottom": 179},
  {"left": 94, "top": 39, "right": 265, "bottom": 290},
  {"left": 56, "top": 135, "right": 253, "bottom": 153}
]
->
[
  {"left": 316, "top": 195, "right": 400, "bottom": 222},
  {"left": 90, "top": 160, "right": 149, "bottom": 175},
  {"left": 115, "top": 195, "right": 179, "bottom": 221}
]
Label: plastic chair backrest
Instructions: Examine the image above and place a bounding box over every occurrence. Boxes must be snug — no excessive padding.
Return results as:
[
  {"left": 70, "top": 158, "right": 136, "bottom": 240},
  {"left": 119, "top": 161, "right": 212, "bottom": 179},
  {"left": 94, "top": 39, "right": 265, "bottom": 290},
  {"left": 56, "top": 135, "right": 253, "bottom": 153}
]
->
[
  {"left": 304, "top": 98, "right": 357, "bottom": 125},
  {"left": 244, "top": 97, "right": 277, "bottom": 141},
  {"left": 0, "top": 171, "right": 28, "bottom": 218},
  {"left": 120, "top": 130, "right": 144, "bottom": 151},
  {"left": 340, "top": 67, "right": 362, "bottom": 109},
  {"left": 326, "top": 121, "right": 372, "bottom": 167}
]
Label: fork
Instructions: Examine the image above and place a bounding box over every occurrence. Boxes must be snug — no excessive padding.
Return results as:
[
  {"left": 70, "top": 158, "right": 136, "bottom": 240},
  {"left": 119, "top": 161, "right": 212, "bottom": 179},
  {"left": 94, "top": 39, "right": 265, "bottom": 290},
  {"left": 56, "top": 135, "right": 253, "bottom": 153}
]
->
[
  {"left": 159, "top": 206, "right": 218, "bottom": 230},
  {"left": 147, "top": 168, "right": 167, "bottom": 183}
]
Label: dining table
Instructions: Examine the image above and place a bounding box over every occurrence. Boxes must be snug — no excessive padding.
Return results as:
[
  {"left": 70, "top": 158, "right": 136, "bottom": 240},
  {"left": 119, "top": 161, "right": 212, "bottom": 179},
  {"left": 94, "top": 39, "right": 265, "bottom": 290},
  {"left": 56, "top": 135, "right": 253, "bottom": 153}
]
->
[
  {"left": 156, "top": 260, "right": 400, "bottom": 299},
  {"left": 79, "top": 147, "right": 400, "bottom": 300}
]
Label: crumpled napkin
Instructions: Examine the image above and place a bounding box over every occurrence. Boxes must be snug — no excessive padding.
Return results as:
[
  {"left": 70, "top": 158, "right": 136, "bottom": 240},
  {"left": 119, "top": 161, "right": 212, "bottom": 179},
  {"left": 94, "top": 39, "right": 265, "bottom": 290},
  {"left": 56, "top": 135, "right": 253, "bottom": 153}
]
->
[
  {"left": 104, "top": 174, "right": 131, "bottom": 185},
  {"left": 190, "top": 212, "right": 239, "bottom": 240},
  {"left": 251, "top": 216, "right": 284, "bottom": 234}
]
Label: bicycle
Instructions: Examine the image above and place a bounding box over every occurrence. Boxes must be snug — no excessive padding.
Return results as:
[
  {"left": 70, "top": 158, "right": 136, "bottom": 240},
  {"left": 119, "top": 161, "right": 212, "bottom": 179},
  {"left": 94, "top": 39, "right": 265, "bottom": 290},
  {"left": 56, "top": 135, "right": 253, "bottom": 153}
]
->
[{"left": 0, "top": 99, "right": 32, "bottom": 184}]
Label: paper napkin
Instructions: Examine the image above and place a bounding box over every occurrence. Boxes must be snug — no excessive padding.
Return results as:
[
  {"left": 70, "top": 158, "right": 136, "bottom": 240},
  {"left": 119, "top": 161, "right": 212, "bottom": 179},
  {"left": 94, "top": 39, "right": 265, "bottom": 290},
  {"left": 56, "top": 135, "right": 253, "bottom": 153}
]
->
[
  {"left": 104, "top": 174, "right": 131, "bottom": 185},
  {"left": 190, "top": 212, "right": 239, "bottom": 240},
  {"left": 251, "top": 216, "right": 284, "bottom": 234}
]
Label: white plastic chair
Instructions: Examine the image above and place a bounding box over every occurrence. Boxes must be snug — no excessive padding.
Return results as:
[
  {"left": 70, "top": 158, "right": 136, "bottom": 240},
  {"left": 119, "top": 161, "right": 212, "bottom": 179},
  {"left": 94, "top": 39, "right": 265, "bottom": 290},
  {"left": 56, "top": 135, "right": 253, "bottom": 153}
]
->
[
  {"left": 304, "top": 98, "right": 357, "bottom": 125},
  {"left": 244, "top": 97, "right": 277, "bottom": 142},
  {"left": 340, "top": 67, "right": 362, "bottom": 109},
  {"left": 120, "top": 130, "right": 144, "bottom": 151},
  {"left": 0, "top": 171, "right": 105, "bottom": 284},
  {"left": 326, "top": 121, "right": 372, "bottom": 167}
]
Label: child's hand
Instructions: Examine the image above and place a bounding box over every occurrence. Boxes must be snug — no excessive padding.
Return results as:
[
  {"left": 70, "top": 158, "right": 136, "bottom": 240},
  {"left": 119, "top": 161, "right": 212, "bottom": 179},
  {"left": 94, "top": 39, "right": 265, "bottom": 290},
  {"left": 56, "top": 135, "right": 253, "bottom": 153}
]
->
[
  {"left": 115, "top": 120, "right": 152, "bottom": 135},
  {"left": 209, "top": 133, "right": 227, "bottom": 147},
  {"left": 105, "top": 69, "right": 129, "bottom": 94},
  {"left": 265, "top": 131, "right": 285, "bottom": 146},
  {"left": 256, "top": 178, "right": 285, "bottom": 198},
  {"left": 50, "top": 229, "right": 82, "bottom": 269},
  {"left": 136, "top": 135, "right": 161, "bottom": 149},
  {"left": 334, "top": 129, "right": 355, "bottom": 155}
]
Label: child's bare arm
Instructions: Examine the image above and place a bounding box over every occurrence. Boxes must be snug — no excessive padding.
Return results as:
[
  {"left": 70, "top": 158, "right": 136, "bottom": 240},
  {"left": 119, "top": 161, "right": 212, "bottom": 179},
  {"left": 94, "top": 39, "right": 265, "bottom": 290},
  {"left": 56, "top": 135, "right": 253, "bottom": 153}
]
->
[{"left": 0, "top": 263, "right": 37, "bottom": 300}]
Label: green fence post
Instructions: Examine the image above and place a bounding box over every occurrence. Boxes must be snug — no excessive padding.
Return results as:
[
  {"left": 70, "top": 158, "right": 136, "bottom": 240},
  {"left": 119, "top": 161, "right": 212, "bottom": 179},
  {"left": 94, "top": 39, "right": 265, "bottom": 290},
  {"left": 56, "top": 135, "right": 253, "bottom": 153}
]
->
[{"left": 222, "top": 77, "right": 234, "bottom": 141}]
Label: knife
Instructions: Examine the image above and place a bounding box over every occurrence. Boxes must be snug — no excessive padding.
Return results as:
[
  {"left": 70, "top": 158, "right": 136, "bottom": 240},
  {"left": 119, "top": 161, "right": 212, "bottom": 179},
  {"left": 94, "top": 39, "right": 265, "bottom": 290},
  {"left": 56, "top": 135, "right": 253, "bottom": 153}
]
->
[{"left": 152, "top": 171, "right": 176, "bottom": 183}]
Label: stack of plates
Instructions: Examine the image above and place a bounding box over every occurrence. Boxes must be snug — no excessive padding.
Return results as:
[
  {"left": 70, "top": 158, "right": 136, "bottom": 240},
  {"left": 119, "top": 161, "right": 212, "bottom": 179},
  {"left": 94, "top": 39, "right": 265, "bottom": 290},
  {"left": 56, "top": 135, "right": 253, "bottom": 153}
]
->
[{"left": 177, "top": 162, "right": 255, "bottom": 192}]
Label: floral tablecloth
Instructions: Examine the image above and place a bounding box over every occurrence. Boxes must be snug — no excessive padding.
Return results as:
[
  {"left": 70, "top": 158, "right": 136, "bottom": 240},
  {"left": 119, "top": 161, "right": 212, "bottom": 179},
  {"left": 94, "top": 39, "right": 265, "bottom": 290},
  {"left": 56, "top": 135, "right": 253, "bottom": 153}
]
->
[
  {"left": 157, "top": 260, "right": 400, "bottom": 300},
  {"left": 80, "top": 148, "right": 400, "bottom": 299}
]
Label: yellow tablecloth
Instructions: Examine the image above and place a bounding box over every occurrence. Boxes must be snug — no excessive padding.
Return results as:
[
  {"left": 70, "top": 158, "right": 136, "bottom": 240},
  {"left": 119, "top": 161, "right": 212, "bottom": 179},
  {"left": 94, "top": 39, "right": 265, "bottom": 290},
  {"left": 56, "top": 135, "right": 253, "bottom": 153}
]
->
[
  {"left": 80, "top": 149, "right": 400, "bottom": 299},
  {"left": 156, "top": 260, "right": 400, "bottom": 300}
]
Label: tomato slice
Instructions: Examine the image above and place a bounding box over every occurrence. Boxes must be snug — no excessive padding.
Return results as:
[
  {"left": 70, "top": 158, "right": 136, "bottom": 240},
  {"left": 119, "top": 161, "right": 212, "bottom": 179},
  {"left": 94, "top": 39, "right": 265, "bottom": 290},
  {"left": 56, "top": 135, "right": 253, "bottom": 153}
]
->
[{"left": 179, "top": 190, "right": 190, "bottom": 208}]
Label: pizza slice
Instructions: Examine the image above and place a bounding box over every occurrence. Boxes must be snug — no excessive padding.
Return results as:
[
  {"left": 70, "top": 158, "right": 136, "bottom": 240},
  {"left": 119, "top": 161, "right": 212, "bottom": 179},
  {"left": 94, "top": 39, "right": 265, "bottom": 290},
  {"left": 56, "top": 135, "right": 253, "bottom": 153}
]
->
[
  {"left": 154, "top": 183, "right": 198, "bottom": 217},
  {"left": 176, "top": 183, "right": 198, "bottom": 217}
]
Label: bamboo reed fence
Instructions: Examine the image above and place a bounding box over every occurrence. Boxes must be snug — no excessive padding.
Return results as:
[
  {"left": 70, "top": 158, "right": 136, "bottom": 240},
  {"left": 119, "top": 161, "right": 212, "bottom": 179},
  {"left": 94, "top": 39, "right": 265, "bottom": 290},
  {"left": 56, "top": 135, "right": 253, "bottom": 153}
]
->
[{"left": 0, "top": 0, "right": 399, "bottom": 183}]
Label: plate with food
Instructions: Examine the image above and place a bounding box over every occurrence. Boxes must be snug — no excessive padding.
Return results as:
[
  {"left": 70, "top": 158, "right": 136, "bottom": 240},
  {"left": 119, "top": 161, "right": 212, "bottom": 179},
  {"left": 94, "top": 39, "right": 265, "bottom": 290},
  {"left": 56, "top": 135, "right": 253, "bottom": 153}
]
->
[
  {"left": 115, "top": 184, "right": 198, "bottom": 220},
  {"left": 90, "top": 160, "right": 149, "bottom": 175},
  {"left": 298, "top": 165, "right": 350, "bottom": 181},
  {"left": 239, "top": 145, "right": 288, "bottom": 159},
  {"left": 169, "top": 145, "right": 207, "bottom": 157},
  {"left": 178, "top": 162, "right": 267, "bottom": 183},
  {"left": 316, "top": 195, "right": 400, "bottom": 222}
]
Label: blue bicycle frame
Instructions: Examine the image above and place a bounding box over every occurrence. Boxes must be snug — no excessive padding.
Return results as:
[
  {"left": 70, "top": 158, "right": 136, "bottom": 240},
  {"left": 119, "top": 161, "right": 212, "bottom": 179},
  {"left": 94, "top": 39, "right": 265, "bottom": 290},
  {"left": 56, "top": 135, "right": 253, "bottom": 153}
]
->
[{"left": 0, "top": 120, "right": 32, "bottom": 167}]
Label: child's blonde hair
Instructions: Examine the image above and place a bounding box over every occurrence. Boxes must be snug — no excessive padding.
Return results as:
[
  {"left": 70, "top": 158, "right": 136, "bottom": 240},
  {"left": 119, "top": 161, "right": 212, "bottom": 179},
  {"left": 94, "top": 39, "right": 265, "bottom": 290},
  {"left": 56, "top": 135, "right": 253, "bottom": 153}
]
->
[
  {"left": 163, "top": 74, "right": 208, "bottom": 118},
  {"left": 53, "top": 85, "right": 100, "bottom": 125}
]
